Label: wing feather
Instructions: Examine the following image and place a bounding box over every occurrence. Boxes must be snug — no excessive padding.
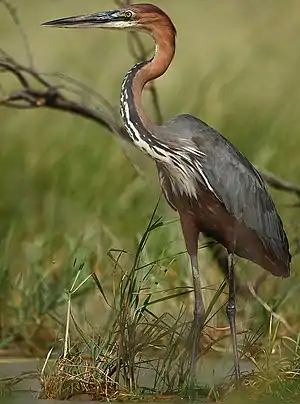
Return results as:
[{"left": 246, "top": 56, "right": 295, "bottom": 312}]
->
[
  {"left": 162, "top": 114, "right": 291, "bottom": 268},
  {"left": 191, "top": 120, "right": 290, "bottom": 266}
]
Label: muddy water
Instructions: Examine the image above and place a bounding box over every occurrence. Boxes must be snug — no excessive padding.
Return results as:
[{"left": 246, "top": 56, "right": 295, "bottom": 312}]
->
[{"left": 0, "top": 356, "right": 253, "bottom": 403}]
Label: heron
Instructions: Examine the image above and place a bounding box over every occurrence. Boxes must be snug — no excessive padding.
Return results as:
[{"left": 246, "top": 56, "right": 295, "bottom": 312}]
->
[{"left": 43, "top": 3, "right": 291, "bottom": 382}]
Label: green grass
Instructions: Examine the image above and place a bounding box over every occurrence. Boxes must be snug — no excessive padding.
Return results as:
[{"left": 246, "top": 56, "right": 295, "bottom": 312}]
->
[
  {"left": 0, "top": 0, "right": 300, "bottom": 400},
  {"left": 0, "top": 210, "right": 222, "bottom": 400},
  {"left": 226, "top": 345, "right": 300, "bottom": 403},
  {"left": 226, "top": 379, "right": 300, "bottom": 404}
]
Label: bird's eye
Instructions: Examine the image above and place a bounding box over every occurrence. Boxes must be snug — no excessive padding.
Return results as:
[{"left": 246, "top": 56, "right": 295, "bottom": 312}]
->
[{"left": 124, "top": 10, "right": 133, "bottom": 19}]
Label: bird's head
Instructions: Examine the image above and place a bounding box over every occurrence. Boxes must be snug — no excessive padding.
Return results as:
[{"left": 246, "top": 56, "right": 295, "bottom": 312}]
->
[{"left": 42, "top": 3, "right": 176, "bottom": 36}]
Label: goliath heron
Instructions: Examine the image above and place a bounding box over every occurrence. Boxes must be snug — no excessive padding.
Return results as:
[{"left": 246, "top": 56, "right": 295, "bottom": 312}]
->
[{"left": 43, "top": 3, "right": 291, "bottom": 381}]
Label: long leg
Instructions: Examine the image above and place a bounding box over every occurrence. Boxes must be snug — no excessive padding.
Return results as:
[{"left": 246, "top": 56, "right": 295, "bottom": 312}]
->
[
  {"left": 226, "top": 252, "right": 241, "bottom": 380},
  {"left": 179, "top": 215, "right": 205, "bottom": 384},
  {"left": 189, "top": 253, "right": 205, "bottom": 370}
]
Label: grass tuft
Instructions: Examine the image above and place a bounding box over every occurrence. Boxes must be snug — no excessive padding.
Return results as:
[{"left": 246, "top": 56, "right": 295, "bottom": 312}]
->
[{"left": 37, "top": 204, "right": 216, "bottom": 400}]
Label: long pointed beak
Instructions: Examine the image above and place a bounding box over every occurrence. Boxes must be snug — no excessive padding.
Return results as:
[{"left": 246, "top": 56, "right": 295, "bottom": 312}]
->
[{"left": 41, "top": 11, "right": 114, "bottom": 28}]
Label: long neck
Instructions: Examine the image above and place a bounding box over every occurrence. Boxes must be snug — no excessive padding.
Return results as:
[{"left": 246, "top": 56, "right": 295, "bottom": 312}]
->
[{"left": 120, "top": 29, "right": 175, "bottom": 145}]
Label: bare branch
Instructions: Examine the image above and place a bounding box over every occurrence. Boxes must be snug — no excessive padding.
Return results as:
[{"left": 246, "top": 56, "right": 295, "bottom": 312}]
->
[
  {"left": 0, "top": 53, "right": 125, "bottom": 139},
  {"left": 0, "top": 51, "right": 149, "bottom": 179},
  {"left": 0, "top": 61, "right": 29, "bottom": 89},
  {"left": 47, "top": 72, "right": 120, "bottom": 123},
  {"left": 260, "top": 170, "right": 300, "bottom": 199}
]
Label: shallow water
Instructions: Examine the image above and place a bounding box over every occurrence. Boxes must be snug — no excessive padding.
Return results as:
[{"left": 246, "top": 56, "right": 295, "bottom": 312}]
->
[{"left": 0, "top": 356, "right": 253, "bottom": 403}]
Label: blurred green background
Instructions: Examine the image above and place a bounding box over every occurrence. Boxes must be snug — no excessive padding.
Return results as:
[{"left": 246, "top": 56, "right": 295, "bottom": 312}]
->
[{"left": 0, "top": 0, "right": 299, "bottom": 354}]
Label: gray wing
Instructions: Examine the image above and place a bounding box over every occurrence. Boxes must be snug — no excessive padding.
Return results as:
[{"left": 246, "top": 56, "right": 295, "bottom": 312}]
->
[{"left": 162, "top": 114, "right": 290, "bottom": 264}]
